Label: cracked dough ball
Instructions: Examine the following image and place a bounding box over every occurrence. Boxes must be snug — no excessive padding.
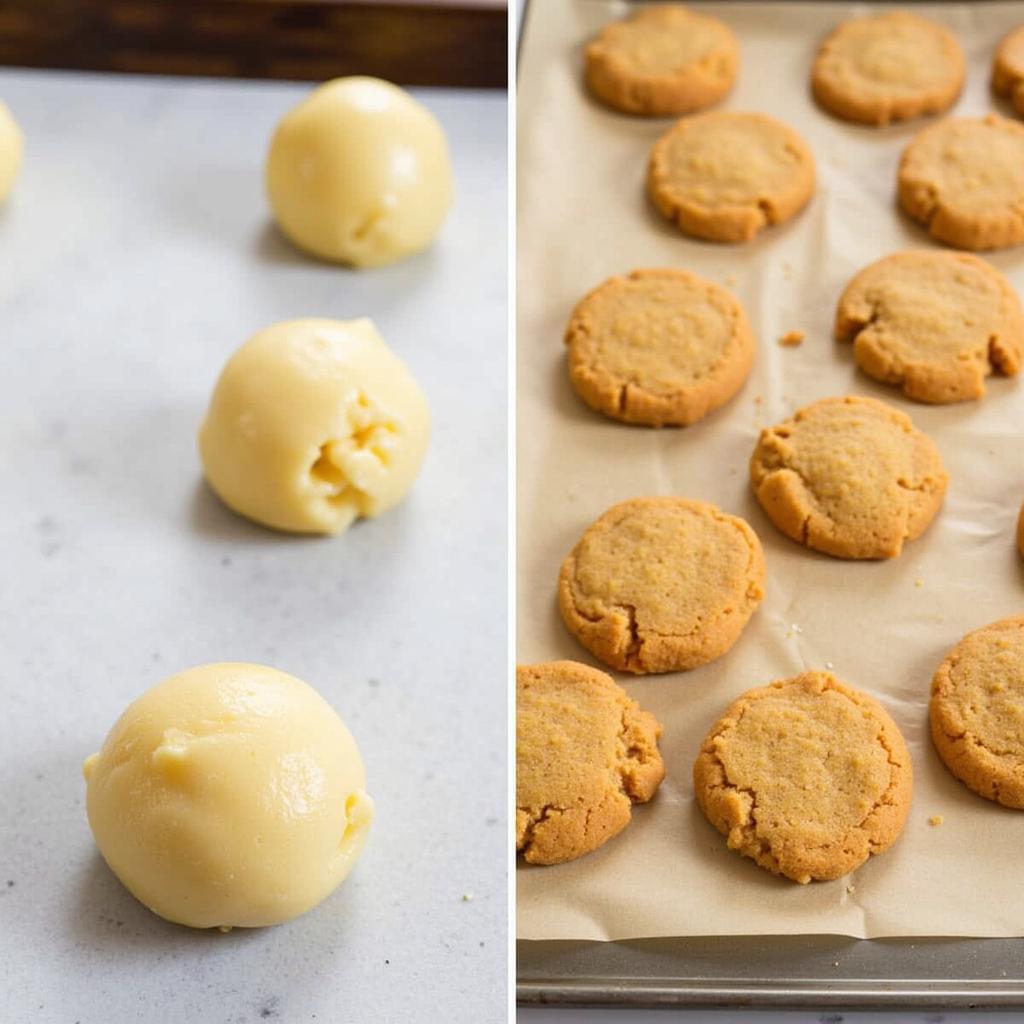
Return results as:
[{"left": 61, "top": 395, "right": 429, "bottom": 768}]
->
[
  {"left": 558, "top": 496, "right": 765, "bottom": 674},
  {"left": 694, "top": 671, "right": 912, "bottom": 883},
  {"left": 266, "top": 76, "right": 453, "bottom": 267},
  {"left": 750, "top": 395, "right": 947, "bottom": 559},
  {"left": 83, "top": 663, "right": 373, "bottom": 929},
  {"left": 0, "top": 101, "right": 23, "bottom": 202},
  {"left": 199, "top": 318, "right": 430, "bottom": 535},
  {"left": 516, "top": 660, "right": 664, "bottom": 865},
  {"left": 931, "top": 616, "right": 1024, "bottom": 808}
]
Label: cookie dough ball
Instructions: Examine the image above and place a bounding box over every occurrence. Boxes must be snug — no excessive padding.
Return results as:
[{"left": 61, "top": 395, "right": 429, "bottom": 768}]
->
[
  {"left": 694, "top": 671, "right": 913, "bottom": 883},
  {"left": 83, "top": 663, "right": 373, "bottom": 929},
  {"left": 564, "top": 268, "right": 755, "bottom": 427},
  {"left": 835, "top": 250, "right": 1023, "bottom": 403},
  {"left": 584, "top": 4, "right": 738, "bottom": 117},
  {"left": 266, "top": 76, "right": 453, "bottom": 267},
  {"left": 558, "top": 497, "right": 765, "bottom": 674},
  {"left": 750, "top": 396, "right": 947, "bottom": 559},
  {"left": 811, "top": 12, "right": 964, "bottom": 126},
  {"left": 992, "top": 26, "right": 1024, "bottom": 117},
  {"left": 516, "top": 661, "right": 665, "bottom": 865},
  {"left": 648, "top": 112, "right": 815, "bottom": 243},
  {"left": 930, "top": 617, "right": 1024, "bottom": 808},
  {"left": 898, "top": 115, "right": 1024, "bottom": 251},
  {"left": 199, "top": 318, "right": 430, "bottom": 535},
  {"left": 0, "top": 101, "right": 23, "bottom": 202}
]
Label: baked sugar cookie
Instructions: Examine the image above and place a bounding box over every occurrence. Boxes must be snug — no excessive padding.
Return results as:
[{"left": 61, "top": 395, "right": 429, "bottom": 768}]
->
[
  {"left": 516, "top": 660, "right": 665, "bottom": 865},
  {"left": 750, "top": 396, "right": 947, "bottom": 559},
  {"left": 836, "top": 251, "right": 1023, "bottom": 403},
  {"left": 558, "top": 497, "right": 765, "bottom": 674},
  {"left": 584, "top": 5, "right": 738, "bottom": 117},
  {"left": 931, "top": 616, "right": 1024, "bottom": 808},
  {"left": 811, "top": 12, "right": 964, "bottom": 126},
  {"left": 694, "top": 671, "right": 913, "bottom": 883},
  {"left": 992, "top": 26, "right": 1024, "bottom": 116},
  {"left": 648, "top": 112, "right": 815, "bottom": 242},
  {"left": 564, "top": 268, "right": 755, "bottom": 426},
  {"left": 898, "top": 115, "right": 1024, "bottom": 250}
]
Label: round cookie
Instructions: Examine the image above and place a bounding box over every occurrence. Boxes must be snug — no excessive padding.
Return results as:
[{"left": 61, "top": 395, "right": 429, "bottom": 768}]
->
[
  {"left": 558, "top": 497, "right": 765, "bottom": 674},
  {"left": 835, "top": 250, "right": 1024, "bottom": 403},
  {"left": 811, "top": 12, "right": 964, "bottom": 126},
  {"left": 584, "top": 4, "right": 738, "bottom": 117},
  {"left": 898, "top": 115, "right": 1024, "bottom": 251},
  {"left": 750, "top": 396, "right": 947, "bottom": 559},
  {"left": 694, "top": 671, "right": 913, "bottom": 883},
  {"left": 648, "top": 112, "right": 815, "bottom": 242},
  {"left": 564, "top": 268, "right": 755, "bottom": 426},
  {"left": 931, "top": 616, "right": 1024, "bottom": 808},
  {"left": 992, "top": 26, "right": 1024, "bottom": 117},
  {"left": 516, "top": 660, "right": 665, "bottom": 865}
]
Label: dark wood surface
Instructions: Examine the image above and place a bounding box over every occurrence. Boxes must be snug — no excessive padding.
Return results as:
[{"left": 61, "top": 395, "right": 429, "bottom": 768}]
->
[{"left": 0, "top": 0, "right": 507, "bottom": 87}]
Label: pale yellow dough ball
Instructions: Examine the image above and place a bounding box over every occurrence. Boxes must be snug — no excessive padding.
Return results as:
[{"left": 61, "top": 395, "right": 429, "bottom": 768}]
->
[
  {"left": 83, "top": 663, "right": 373, "bottom": 930},
  {"left": 199, "top": 317, "right": 430, "bottom": 535},
  {"left": 266, "top": 76, "right": 453, "bottom": 267},
  {"left": 0, "top": 101, "right": 23, "bottom": 202}
]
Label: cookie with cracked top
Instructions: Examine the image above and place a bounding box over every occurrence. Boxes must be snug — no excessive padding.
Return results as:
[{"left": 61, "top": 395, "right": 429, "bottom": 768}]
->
[
  {"left": 557, "top": 497, "right": 765, "bottom": 674},
  {"left": 898, "top": 115, "right": 1024, "bottom": 250},
  {"left": 750, "top": 395, "right": 947, "bottom": 559},
  {"left": 694, "top": 671, "right": 913, "bottom": 883},
  {"left": 835, "top": 250, "right": 1023, "bottom": 404},
  {"left": 564, "top": 268, "right": 755, "bottom": 427},
  {"left": 931, "top": 616, "right": 1024, "bottom": 808},
  {"left": 516, "top": 660, "right": 664, "bottom": 864}
]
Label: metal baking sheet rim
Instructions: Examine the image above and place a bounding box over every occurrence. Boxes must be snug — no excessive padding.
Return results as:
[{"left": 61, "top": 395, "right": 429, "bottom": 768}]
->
[{"left": 516, "top": 0, "right": 1024, "bottom": 1009}]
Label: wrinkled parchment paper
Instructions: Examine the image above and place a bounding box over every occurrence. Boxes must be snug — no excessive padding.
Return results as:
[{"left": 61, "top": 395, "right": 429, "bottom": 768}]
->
[{"left": 518, "top": 0, "right": 1024, "bottom": 941}]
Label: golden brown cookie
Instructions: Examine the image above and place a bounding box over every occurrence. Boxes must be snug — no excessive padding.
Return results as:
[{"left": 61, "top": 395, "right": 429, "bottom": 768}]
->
[
  {"left": 992, "top": 25, "right": 1024, "bottom": 116},
  {"left": 558, "top": 497, "right": 765, "bottom": 674},
  {"left": 516, "top": 660, "right": 665, "bottom": 864},
  {"left": 898, "top": 115, "right": 1024, "bottom": 251},
  {"left": 835, "top": 251, "right": 1024, "bottom": 403},
  {"left": 931, "top": 616, "right": 1024, "bottom": 808},
  {"left": 564, "top": 268, "right": 755, "bottom": 427},
  {"left": 750, "top": 396, "right": 947, "bottom": 559},
  {"left": 648, "top": 112, "right": 815, "bottom": 242},
  {"left": 584, "top": 5, "right": 738, "bottom": 117},
  {"left": 694, "top": 671, "right": 913, "bottom": 883},
  {"left": 811, "top": 12, "right": 964, "bottom": 126}
]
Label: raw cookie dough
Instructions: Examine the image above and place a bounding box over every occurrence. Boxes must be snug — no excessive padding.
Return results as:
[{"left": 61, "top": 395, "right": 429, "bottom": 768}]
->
[
  {"left": 199, "top": 318, "right": 430, "bottom": 535},
  {"left": 584, "top": 4, "right": 738, "bottom": 116},
  {"left": 930, "top": 616, "right": 1024, "bottom": 808},
  {"left": 835, "top": 250, "right": 1024, "bottom": 403},
  {"left": 0, "top": 101, "right": 23, "bottom": 202},
  {"left": 266, "top": 76, "right": 453, "bottom": 267},
  {"left": 564, "top": 268, "right": 755, "bottom": 426},
  {"left": 750, "top": 395, "right": 947, "bottom": 559},
  {"left": 694, "top": 671, "right": 913, "bottom": 883},
  {"left": 648, "top": 112, "right": 815, "bottom": 242},
  {"left": 83, "top": 663, "right": 373, "bottom": 929},
  {"left": 898, "top": 115, "right": 1024, "bottom": 251},
  {"left": 558, "top": 497, "right": 765, "bottom": 674},
  {"left": 516, "top": 660, "right": 665, "bottom": 864},
  {"left": 811, "top": 12, "right": 964, "bottom": 126},
  {"left": 992, "top": 26, "right": 1024, "bottom": 116}
]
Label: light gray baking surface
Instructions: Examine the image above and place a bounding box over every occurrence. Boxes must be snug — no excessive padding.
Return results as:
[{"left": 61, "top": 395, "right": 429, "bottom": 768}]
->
[{"left": 0, "top": 70, "right": 506, "bottom": 1023}]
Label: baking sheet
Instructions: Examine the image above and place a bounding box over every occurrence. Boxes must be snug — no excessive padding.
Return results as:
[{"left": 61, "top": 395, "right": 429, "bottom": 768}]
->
[
  {"left": 518, "top": 0, "right": 1024, "bottom": 942},
  {"left": 0, "top": 70, "right": 506, "bottom": 1021}
]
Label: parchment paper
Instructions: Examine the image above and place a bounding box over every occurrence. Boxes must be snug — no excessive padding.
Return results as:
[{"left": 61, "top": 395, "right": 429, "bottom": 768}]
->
[{"left": 518, "top": 0, "right": 1024, "bottom": 941}]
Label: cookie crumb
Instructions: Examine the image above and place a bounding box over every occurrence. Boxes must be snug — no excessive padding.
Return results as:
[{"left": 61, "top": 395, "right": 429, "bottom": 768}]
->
[
  {"left": 846, "top": 884, "right": 856, "bottom": 894},
  {"left": 778, "top": 329, "right": 805, "bottom": 347},
  {"left": 461, "top": 892, "right": 473, "bottom": 902},
  {"left": 929, "top": 814, "right": 944, "bottom": 826},
  {"left": 825, "top": 661, "right": 835, "bottom": 670},
  {"left": 915, "top": 579, "right": 924, "bottom": 588}
]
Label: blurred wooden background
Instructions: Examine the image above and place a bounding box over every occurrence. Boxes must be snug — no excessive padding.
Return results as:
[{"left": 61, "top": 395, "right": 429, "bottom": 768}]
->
[{"left": 0, "top": 0, "right": 507, "bottom": 87}]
